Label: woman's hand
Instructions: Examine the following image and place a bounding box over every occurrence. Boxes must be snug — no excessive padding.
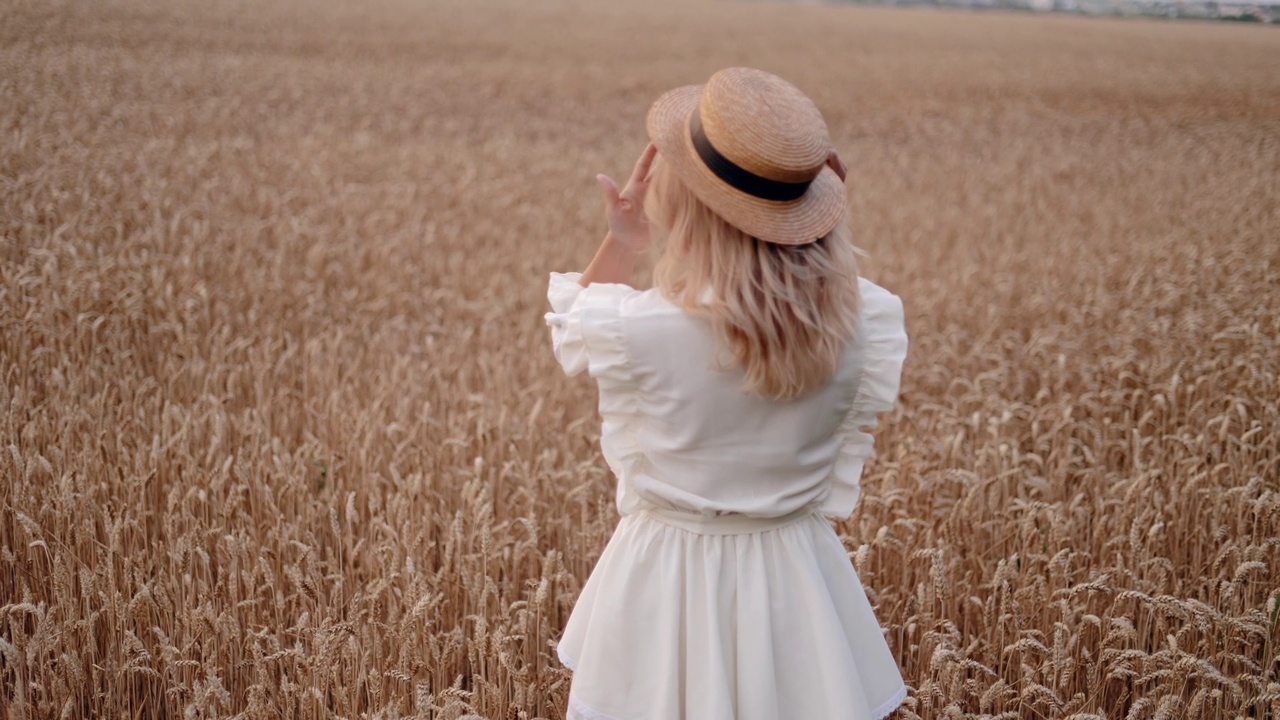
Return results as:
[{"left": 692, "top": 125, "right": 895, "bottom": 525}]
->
[
  {"left": 577, "top": 144, "right": 657, "bottom": 288},
  {"left": 596, "top": 143, "right": 657, "bottom": 253}
]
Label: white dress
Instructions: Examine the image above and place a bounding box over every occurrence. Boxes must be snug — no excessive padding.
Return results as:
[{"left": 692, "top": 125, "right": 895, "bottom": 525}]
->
[{"left": 545, "top": 272, "right": 909, "bottom": 720}]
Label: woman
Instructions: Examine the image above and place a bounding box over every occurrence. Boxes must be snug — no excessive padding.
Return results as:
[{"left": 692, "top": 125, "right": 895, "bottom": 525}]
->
[{"left": 545, "top": 67, "right": 909, "bottom": 720}]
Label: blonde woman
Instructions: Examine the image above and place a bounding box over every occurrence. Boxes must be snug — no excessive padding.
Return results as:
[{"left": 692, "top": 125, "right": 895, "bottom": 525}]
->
[{"left": 545, "top": 67, "right": 909, "bottom": 720}]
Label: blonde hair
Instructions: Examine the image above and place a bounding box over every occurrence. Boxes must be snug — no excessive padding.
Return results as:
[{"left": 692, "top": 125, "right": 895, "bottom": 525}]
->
[{"left": 645, "top": 157, "right": 862, "bottom": 401}]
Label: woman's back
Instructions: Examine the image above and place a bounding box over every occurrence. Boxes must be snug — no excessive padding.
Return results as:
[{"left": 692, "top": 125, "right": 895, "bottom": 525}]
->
[{"left": 548, "top": 274, "right": 905, "bottom": 520}]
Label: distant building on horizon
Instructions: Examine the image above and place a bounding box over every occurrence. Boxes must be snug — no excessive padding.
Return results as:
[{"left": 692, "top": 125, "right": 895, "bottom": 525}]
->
[{"left": 826, "top": 0, "right": 1280, "bottom": 21}]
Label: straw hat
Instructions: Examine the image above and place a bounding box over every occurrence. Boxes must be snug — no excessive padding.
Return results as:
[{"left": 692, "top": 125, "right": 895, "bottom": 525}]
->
[{"left": 646, "top": 67, "right": 845, "bottom": 246}]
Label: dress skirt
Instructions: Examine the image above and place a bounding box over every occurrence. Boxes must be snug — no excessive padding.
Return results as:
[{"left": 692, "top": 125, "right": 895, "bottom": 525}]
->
[{"left": 557, "top": 507, "right": 908, "bottom": 720}]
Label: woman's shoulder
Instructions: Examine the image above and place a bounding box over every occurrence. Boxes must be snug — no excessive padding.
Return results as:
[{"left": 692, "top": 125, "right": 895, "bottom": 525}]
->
[
  {"left": 857, "top": 276, "right": 902, "bottom": 306},
  {"left": 621, "top": 286, "right": 687, "bottom": 320},
  {"left": 548, "top": 272, "right": 680, "bottom": 316},
  {"left": 855, "top": 277, "right": 906, "bottom": 336}
]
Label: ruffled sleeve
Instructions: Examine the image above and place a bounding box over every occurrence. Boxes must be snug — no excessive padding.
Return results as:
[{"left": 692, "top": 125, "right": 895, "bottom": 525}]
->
[
  {"left": 545, "top": 271, "right": 647, "bottom": 513},
  {"left": 544, "top": 272, "right": 637, "bottom": 380},
  {"left": 821, "top": 279, "right": 909, "bottom": 519}
]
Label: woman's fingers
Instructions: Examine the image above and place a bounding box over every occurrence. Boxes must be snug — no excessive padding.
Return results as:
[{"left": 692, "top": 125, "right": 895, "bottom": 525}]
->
[
  {"left": 597, "top": 174, "right": 620, "bottom": 206},
  {"left": 826, "top": 150, "right": 848, "bottom": 183},
  {"left": 627, "top": 143, "right": 658, "bottom": 190},
  {"left": 596, "top": 155, "right": 651, "bottom": 248}
]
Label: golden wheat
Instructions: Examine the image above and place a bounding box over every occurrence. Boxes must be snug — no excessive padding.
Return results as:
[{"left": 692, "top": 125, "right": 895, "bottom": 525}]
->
[{"left": 1, "top": 0, "right": 1277, "bottom": 717}]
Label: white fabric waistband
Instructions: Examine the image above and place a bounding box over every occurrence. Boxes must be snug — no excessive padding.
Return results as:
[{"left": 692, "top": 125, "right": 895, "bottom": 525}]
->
[{"left": 638, "top": 505, "right": 822, "bottom": 535}]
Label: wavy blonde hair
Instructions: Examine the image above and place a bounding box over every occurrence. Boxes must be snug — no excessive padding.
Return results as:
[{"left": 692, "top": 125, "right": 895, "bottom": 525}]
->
[{"left": 645, "top": 156, "right": 862, "bottom": 401}]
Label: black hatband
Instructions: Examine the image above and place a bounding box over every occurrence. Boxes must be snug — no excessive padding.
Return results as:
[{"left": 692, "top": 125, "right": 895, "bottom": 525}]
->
[{"left": 689, "top": 112, "right": 812, "bottom": 202}]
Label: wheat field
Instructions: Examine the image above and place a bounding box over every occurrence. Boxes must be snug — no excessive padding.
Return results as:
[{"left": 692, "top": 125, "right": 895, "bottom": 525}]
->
[{"left": 1, "top": 0, "right": 1278, "bottom": 717}]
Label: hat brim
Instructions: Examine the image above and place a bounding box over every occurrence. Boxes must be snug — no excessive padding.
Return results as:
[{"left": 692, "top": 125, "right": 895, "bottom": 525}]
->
[{"left": 646, "top": 84, "right": 846, "bottom": 246}]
